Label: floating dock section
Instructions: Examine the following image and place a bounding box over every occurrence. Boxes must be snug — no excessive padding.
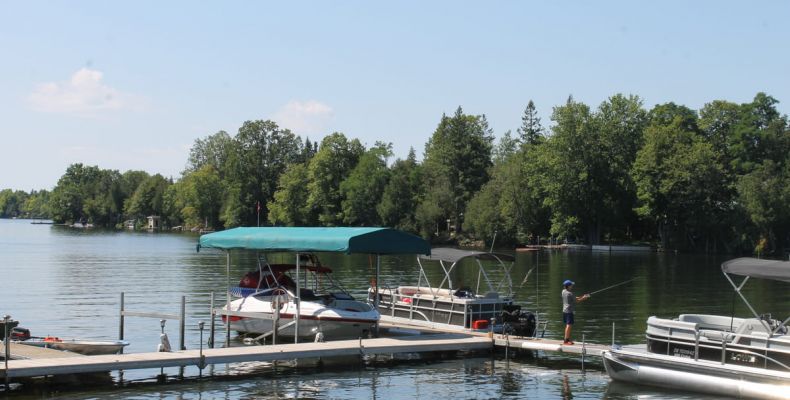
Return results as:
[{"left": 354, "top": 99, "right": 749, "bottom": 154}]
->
[
  {"left": 1, "top": 334, "right": 490, "bottom": 380},
  {"left": 1, "top": 332, "right": 612, "bottom": 381}
]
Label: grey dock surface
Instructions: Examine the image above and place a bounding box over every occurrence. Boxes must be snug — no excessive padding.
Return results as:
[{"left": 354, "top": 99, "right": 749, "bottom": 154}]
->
[
  {"left": 379, "top": 321, "right": 610, "bottom": 357},
  {"left": 1, "top": 334, "right": 490, "bottom": 379}
]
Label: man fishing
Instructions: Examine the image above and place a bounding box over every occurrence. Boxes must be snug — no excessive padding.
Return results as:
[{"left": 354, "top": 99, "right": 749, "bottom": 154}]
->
[{"left": 561, "top": 279, "right": 590, "bottom": 345}]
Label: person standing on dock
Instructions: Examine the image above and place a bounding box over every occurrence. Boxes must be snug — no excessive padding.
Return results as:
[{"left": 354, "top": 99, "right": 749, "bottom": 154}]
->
[{"left": 561, "top": 279, "right": 589, "bottom": 345}]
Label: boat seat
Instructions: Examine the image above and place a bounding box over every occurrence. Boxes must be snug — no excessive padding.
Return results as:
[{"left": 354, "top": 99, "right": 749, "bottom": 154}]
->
[{"left": 726, "top": 318, "right": 770, "bottom": 344}]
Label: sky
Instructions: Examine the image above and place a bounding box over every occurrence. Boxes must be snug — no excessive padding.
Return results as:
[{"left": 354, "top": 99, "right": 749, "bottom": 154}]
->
[{"left": 1, "top": 1, "right": 788, "bottom": 191}]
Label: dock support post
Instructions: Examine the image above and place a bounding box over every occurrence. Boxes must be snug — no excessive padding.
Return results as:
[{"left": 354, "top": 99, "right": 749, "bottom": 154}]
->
[
  {"left": 179, "top": 296, "right": 186, "bottom": 350},
  {"left": 294, "top": 252, "right": 301, "bottom": 344},
  {"left": 208, "top": 292, "right": 215, "bottom": 348},
  {"left": 273, "top": 295, "right": 280, "bottom": 345},
  {"left": 581, "top": 334, "right": 586, "bottom": 373},
  {"left": 374, "top": 254, "right": 380, "bottom": 338},
  {"left": 611, "top": 322, "right": 615, "bottom": 347},
  {"left": 119, "top": 293, "right": 125, "bottom": 354},
  {"left": 225, "top": 252, "right": 231, "bottom": 347},
  {"left": 197, "top": 321, "right": 206, "bottom": 373},
  {"left": 4, "top": 315, "right": 10, "bottom": 390}
]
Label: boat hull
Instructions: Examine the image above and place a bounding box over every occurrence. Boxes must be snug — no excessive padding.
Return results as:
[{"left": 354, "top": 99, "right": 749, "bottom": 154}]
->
[
  {"left": 604, "top": 349, "right": 790, "bottom": 400},
  {"left": 18, "top": 339, "right": 130, "bottom": 355},
  {"left": 225, "top": 295, "right": 378, "bottom": 340}
]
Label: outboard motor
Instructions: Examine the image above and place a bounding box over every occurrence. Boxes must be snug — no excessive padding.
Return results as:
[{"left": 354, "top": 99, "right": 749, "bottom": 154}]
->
[
  {"left": 500, "top": 305, "right": 537, "bottom": 337},
  {"left": 10, "top": 327, "right": 31, "bottom": 341}
]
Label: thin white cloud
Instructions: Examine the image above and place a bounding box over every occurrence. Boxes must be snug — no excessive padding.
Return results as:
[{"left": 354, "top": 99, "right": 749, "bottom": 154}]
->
[
  {"left": 28, "top": 68, "right": 142, "bottom": 116},
  {"left": 272, "top": 100, "right": 334, "bottom": 135}
]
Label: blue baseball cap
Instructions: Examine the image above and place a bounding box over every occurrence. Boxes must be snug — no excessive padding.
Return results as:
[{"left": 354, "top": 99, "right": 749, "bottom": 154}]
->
[{"left": 563, "top": 279, "right": 574, "bottom": 286}]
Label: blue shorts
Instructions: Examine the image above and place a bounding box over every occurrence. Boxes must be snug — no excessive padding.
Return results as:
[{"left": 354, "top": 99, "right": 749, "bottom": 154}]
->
[{"left": 563, "top": 313, "right": 575, "bottom": 325}]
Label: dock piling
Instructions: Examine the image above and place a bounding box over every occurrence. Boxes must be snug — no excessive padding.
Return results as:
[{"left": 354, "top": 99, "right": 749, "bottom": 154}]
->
[
  {"left": 119, "top": 293, "right": 125, "bottom": 354},
  {"left": 611, "top": 322, "right": 615, "bottom": 347},
  {"left": 581, "top": 334, "right": 586, "bottom": 373},
  {"left": 197, "top": 321, "right": 206, "bottom": 372},
  {"left": 208, "top": 292, "right": 215, "bottom": 349},
  {"left": 179, "top": 296, "right": 186, "bottom": 350},
  {"left": 4, "top": 314, "right": 10, "bottom": 390}
]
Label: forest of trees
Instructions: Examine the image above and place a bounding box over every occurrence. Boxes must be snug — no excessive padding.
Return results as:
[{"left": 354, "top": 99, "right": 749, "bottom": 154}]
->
[{"left": 2, "top": 93, "right": 788, "bottom": 256}]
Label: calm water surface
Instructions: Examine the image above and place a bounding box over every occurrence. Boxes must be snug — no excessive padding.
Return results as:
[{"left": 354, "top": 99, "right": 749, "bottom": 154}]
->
[{"left": 1, "top": 219, "right": 788, "bottom": 399}]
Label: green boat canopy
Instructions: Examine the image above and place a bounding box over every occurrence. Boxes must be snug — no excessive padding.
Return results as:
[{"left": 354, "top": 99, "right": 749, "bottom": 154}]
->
[{"left": 199, "top": 227, "right": 430, "bottom": 255}]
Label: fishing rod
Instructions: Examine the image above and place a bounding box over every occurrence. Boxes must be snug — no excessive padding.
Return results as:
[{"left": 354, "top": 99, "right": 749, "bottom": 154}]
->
[{"left": 587, "top": 277, "right": 638, "bottom": 296}]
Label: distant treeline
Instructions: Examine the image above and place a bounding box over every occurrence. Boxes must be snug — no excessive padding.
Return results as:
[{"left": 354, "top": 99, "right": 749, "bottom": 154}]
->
[{"left": 2, "top": 93, "right": 788, "bottom": 255}]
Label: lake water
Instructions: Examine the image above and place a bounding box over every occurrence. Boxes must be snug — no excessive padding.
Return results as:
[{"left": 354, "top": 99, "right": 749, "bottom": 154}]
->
[{"left": 1, "top": 218, "right": 788, "bottom": 399}]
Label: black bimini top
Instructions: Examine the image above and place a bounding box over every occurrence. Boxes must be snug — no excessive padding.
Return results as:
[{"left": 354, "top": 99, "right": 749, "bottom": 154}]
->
[
  {"left": 722, "top": 257, "right": 790, "bottom": 283},
  {"left": 419, "top": 247, "right": 515, "bottom": 263}
]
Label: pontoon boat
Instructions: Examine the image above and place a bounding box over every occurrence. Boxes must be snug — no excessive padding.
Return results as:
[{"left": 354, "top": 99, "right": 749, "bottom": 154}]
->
[
  {"left": 370, "top": 248, "right": 536, "bottom": 336},
  {"left": 604, "top": 258, "right": 790, "bottom": 399}
]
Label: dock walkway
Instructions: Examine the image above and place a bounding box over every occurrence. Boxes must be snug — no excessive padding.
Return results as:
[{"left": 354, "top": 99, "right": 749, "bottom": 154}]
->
[
  {"left": 1, "top": 334, "right": 490, "bottom": 379},
  {"left": 379, "top": 321, "right": 611, "bottom": 357}
]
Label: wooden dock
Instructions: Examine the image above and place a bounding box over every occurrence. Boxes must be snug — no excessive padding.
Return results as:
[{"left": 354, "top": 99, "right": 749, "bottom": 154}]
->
[{"left": 1, "top": 334, "right": 490, "bottom": 379}]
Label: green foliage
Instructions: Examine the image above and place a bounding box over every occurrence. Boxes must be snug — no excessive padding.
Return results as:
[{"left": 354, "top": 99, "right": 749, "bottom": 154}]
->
[
  {"left": 737, "top": 160, "right": 790, "bottom": 253},
  {"left": 727, "top": 93, "right": 789, "bottom": 175},
  {"left": 267, "top": 163, "right": 311, "bottom": 226},
  {"left": 185, "top": 131, "right": 234, "bottom": 176},
  {"left": 21, "top": 190, "right": 50, "bottom": 218},
  {"left": 224, "top": 120, "right": 303, "bottom": 226},
  {"left": 340, "top": 143, "right": 392, "bottom": 226},
  {"left": 419, "top": 107, "right": 493, "bottom": 234},
  {"left": 493, "top": 130, "right": 519, "bottom": 165},
  {"left": 540, "top": 95, "right": 647, "bottom": 244},
  {"left": 164, "top": 166, "right": 222, "bottom": 228},
  {"left": 0, "top": 189, "right": 28, "bottom": 218},
  {"left": 378, "top": 149, "right": 422, "bottom": 232},
  {"left": 465, "top": 145, "right": 549, "bottom": 244},
  {"left": 306, "top": 133, "right": 364, "bottom": 226},
  {"left": 632, "top": 114, "right": 726, "bottom": 249},
  {"left": 124, "top": 174, "right": 171, "bottom": 219},
  {"left": 49, "top": 164, "right": 125, "bottom": 225}
]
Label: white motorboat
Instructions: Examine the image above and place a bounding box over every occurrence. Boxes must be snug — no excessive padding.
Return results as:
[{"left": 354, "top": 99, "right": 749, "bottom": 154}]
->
[
  {"left": 603, "top": 257, "right": 790, "bottom": 399},
  {"left": 17, "top": 337, "right": 130, "bottom": 355},
  {"left": 223, "top": 254, "right": 379, "bottom": 340},
  {"left": 370, "top": 248, "right": 536, "bottom": 336}
]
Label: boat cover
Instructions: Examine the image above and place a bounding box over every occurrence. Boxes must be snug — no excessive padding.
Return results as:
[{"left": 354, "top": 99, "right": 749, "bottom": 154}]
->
[
  {"left": 722, "top": 257, "right": 790, "bottom": 283},
  {"left": 199, "top": 227, "right": 430, "bottom": 255},
  {"left": 419, "top": 247, "right": 515, "bottom": 263}
]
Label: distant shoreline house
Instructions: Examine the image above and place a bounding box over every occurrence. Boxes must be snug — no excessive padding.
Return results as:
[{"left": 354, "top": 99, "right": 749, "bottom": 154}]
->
[{"left": 147, "top": 216, "right": 160, "bottom": 231}]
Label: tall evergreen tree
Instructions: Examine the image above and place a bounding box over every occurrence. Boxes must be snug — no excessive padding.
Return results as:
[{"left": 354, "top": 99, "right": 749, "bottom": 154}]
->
[{"left": 517, "top": 100, "right": 544, "bottom": 145}]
